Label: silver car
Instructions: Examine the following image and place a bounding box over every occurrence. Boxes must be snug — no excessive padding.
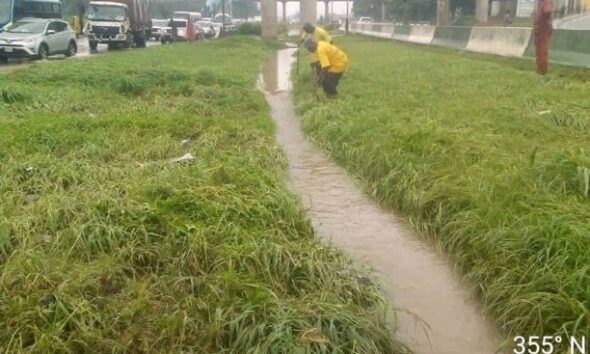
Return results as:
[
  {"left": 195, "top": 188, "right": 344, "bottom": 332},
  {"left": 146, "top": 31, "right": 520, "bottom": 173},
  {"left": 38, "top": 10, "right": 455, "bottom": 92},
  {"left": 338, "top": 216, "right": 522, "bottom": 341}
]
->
[{"left": 0, "top": 18, "right": 77, "bottom": 63}]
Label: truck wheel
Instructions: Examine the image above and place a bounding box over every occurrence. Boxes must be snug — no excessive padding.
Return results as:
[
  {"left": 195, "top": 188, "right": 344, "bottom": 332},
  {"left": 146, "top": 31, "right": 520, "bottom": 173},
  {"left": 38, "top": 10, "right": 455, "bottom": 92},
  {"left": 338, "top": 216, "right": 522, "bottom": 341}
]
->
[
  {"left": 124, "top": 33, "right": 132, "bottom": 48},
  {"left": 135, "top": 35, "right": 146, "bottom": 48},
  {"left": 107, "top": 43, "right": 116, "bottom": 50},
  {"left": 89, "top": 41, "right": 98, "bottom": 52}
]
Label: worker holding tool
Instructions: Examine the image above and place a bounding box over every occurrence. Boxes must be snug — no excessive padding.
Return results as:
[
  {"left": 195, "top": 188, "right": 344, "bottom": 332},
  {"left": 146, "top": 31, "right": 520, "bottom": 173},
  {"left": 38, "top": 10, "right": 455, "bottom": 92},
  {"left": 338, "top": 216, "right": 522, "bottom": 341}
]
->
[
  {"left": 303, "top": 39, "right": 348, "bottom": 99},
  {"left": 533, "top": 0, "right": 554, "bottom": 75},
  {"left": 300, "top": 22, "right": 333, "bottom": 44},
  {"left": 300, "top": 23, "right": 333, "bottom": 78}
]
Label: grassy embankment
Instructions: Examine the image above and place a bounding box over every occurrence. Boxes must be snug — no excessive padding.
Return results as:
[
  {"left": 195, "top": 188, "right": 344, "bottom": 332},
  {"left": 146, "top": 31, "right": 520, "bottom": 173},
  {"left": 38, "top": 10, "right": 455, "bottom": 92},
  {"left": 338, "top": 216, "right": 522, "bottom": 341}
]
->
[
  {"left": 294, "top": 36, "right": 590, "bottom": 339},
  {"left": 0, "top": 38, "right": 406, "bottom": 353}
]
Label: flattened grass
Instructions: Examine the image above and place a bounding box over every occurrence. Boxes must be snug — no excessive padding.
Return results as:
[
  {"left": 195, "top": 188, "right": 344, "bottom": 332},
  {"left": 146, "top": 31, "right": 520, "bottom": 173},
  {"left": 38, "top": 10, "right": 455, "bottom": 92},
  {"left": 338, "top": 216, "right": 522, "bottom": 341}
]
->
[
  {"left": 294, "top": 36, "right": 590, "bottom": 338},
  {"left": 0, "top": 38, "right": 404, "bottom": 353}
]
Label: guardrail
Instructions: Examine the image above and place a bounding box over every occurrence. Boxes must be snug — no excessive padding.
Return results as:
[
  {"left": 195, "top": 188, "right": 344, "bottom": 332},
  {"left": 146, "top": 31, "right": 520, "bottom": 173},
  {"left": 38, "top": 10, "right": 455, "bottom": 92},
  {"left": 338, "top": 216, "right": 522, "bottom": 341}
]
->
[{"left": 350, "top": 22, "right": 590, "bottom": 68}]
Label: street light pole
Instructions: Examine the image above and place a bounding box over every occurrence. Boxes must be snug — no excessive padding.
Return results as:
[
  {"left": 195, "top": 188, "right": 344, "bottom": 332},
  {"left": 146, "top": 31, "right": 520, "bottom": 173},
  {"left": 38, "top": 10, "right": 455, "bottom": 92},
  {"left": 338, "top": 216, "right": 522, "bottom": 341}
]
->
[
  {"left": 346, "top": 0, "right": 349, "bottom": 35},
  {"left": 221, "top": 0, "right": 226, "bottom": 34}
]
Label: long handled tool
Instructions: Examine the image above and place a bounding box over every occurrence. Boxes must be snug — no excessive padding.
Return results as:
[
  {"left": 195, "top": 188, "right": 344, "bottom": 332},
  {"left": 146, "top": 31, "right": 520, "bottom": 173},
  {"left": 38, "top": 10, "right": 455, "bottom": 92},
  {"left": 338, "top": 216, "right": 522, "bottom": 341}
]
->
[{"left": 296, "top": 45, "right": 300, "bottom": 75}]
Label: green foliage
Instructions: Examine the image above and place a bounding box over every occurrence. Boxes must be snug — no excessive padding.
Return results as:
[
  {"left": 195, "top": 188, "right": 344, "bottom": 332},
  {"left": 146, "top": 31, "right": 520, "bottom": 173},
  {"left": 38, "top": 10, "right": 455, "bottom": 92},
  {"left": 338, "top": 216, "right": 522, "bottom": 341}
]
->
[
  {"left": 0, "top": 38, "right": 402, "bottom": 353},
  {"left": 238, "top": 21, "right": 262, "bottom": 35},
  {"left": 231, "top": 0, "right": 260, "bottom": 20},
  {"left": 294, "top": 37, "right": 590, "bottom": 339},
  {"left": 390, "top": 0, "right": 436, "bottom": 22}
]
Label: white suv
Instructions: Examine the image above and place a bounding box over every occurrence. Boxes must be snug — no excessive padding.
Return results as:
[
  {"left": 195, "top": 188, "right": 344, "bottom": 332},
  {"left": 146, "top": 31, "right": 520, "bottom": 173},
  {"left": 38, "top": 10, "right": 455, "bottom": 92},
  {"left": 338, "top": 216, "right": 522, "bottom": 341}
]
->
[{"left": 0, "top": 18, "right": 77, "bottom": 63}]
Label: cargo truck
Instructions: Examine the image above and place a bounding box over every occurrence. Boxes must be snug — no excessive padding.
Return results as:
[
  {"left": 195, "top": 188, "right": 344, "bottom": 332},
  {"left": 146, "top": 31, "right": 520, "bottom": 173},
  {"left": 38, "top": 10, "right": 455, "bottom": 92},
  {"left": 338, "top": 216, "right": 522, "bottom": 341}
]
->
[{"left": 85, "top": 0, "right": 150, "bottom": 51}]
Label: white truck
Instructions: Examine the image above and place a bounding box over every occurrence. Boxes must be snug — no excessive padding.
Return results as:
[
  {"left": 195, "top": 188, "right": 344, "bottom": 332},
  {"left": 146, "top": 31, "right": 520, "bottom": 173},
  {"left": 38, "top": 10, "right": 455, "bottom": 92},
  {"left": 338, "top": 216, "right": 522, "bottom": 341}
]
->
[{"left": 85, "top": 0, "right": 151, "bottom": 51}]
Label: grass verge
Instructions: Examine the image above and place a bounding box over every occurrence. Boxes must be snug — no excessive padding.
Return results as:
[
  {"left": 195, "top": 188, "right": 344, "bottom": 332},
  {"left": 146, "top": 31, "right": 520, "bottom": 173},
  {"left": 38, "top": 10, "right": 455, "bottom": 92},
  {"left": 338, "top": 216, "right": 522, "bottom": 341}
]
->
[
  {"left": 293, "top": 36, "right": 590, "bottom": 339},
  {"left": 0, "top": 38, "right": 405, "bottom": 353}
]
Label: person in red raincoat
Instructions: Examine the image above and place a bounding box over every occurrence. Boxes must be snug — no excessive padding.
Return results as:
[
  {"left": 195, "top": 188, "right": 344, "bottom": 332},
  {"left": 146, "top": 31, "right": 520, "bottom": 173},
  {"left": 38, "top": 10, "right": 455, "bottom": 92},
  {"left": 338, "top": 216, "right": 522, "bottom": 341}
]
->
[
  {"left": 186, "top": 16, "right": 196, "bottom": 42},
  {"left": 533, "top": 0, "right": 554, "bottom": 75}
]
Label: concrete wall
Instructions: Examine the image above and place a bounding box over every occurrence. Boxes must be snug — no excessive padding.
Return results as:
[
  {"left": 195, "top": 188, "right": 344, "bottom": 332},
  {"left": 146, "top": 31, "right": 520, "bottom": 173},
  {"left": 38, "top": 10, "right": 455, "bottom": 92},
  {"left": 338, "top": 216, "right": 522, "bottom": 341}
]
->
[
  {"left": 466, "top": 27, "right": 532, "bottom": 57},
  {"left": 525, "top": 29, "right": 590, "bottom": 67},
  {"left": 408, "top": 25, "right": 437, "bottom": 44},
  {"left": 351, "top": 22, "right": 590, "bottom": 68},
  {"left": 431, "top": 26, "right": 472, "bottom": 49},
  {"left": 392, "top": 25, "right": 412, "bottom": 41}
]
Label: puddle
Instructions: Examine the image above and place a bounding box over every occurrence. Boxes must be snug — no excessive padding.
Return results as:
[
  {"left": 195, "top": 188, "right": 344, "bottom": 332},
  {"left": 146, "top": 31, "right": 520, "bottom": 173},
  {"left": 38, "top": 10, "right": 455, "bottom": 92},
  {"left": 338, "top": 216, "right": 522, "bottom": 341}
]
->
[{"left": 260, "top": 48, "right": 504, "bottom": 354}]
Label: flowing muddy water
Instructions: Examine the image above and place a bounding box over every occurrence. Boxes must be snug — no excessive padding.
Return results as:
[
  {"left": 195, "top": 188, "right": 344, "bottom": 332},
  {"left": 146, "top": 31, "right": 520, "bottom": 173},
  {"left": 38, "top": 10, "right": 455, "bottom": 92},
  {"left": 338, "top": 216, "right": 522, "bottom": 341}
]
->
[{"left": 260, "top": 48, "right": 504, "bottom": 354}]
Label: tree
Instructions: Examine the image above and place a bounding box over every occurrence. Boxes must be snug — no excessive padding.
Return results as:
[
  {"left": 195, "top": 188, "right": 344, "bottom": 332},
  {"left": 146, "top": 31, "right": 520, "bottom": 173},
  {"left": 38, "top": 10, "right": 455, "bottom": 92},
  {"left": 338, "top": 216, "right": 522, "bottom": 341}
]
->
[
  {"left": 231, "top": 0, "right": 259, "bottom": 19},
  {"left": 353, "top": 0, "right": 436, "bottom": 22}
]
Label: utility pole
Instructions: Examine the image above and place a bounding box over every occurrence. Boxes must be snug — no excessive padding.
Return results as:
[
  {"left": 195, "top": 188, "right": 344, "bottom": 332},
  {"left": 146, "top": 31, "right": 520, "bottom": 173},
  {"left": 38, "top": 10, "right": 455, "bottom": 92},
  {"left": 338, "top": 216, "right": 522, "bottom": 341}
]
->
[
  {"left": 221, "top": 0, "right": 226, "bottom": 34},
  {"left": 345, "top": 0, "right": 349, "bottom": 35}
]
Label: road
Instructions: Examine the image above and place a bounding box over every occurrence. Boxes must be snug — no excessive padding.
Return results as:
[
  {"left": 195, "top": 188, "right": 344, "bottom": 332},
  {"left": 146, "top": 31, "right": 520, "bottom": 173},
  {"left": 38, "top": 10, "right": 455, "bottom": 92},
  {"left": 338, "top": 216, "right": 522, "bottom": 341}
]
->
[
  {"left": 556, "top": 12, "right": 590, "bottom": 29},
  {"left": 0, "top": 37, "right": 159, "bottom": 75}
]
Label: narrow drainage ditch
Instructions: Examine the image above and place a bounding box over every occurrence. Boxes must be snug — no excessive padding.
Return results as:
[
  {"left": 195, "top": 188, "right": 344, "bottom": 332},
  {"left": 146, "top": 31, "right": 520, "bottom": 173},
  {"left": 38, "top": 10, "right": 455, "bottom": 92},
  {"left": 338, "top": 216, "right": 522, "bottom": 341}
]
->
[{"left": 259, "top": 48, "right": 504, "bottom": 354}]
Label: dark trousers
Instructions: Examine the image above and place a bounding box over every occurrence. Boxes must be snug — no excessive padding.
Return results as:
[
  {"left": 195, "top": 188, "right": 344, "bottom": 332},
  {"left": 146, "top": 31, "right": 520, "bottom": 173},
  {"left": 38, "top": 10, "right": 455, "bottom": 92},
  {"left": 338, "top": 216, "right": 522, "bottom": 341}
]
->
[{"left": 322, "top": 72, "right": 343, "bottom": 96}]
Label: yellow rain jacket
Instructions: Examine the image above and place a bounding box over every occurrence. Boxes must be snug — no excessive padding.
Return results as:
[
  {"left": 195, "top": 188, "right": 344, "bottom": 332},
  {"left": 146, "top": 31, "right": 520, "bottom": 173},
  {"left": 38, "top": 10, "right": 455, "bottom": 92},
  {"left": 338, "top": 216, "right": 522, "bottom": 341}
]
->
[{"left": 316, "top": 41, "right": 348, "bottom": 73}]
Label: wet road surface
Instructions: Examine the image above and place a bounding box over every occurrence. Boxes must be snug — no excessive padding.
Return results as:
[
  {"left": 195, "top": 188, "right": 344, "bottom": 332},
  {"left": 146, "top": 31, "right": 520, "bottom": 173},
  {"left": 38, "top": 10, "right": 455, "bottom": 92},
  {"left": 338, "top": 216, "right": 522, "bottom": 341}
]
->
[
  {"left": 260, "top": 48, "right": 505, "bottom": 354},
  {"left": 0, "top": 37, "right": 159, "bottom": 75}
]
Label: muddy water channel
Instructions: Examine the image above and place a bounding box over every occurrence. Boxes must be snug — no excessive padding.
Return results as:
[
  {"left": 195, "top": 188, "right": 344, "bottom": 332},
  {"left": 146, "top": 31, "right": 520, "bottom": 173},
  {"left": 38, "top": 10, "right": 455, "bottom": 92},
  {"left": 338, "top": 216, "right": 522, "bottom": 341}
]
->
[{"left": 260, "top": 48, "right": 503, "bottom": 354}]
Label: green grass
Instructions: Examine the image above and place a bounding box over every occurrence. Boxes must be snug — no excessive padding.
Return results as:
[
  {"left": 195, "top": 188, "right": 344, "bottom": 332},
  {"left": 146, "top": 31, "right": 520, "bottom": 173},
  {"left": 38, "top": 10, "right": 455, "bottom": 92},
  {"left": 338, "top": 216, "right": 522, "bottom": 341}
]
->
[
  {"left": 294, "top": 36, "right": 590, "bottom": 339},
  {"left": 0, "top": 38, "right": 407, "bottom": 353}
]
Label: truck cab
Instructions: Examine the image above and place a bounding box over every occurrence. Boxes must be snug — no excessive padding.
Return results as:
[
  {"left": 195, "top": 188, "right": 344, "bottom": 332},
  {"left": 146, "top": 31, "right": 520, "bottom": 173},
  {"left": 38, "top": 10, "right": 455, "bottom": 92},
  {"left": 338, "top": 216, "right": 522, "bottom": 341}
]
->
[
  {"left": 86, "top": 2, "right": 130, "bottom": 50},
  {"left": 85, "top": 0, "right": 149, "bottom": 51}
]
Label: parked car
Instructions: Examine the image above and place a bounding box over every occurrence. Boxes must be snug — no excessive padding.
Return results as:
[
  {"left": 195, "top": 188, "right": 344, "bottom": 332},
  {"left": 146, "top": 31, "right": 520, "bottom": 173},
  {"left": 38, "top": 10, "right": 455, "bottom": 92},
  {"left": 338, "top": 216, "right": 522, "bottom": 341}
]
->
[
  {"left": 357, "top": 17, "right": 374, "bottom": 24},
  {"left": 197, "top": 20, "right": 216, "bottom": 38},
  {"left": 173, "top": 11, "right": 202, "bottom": 21},
  {"left": 0, "top": 18, "right": 77, "bottom": 62},
  {"left": 213, "top": 14, "right": 236, "bottom": 31},
  {"left": 150, "top": 19, "right": 167, "bottom": 40},
  {"left": 159, "top": 18, "right": 203, "bottom": 43}
]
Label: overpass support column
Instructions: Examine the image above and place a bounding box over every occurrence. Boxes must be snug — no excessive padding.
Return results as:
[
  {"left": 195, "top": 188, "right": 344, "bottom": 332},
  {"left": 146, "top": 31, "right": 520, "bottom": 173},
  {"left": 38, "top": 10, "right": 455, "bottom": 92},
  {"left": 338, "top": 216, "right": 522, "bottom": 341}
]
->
[
  {"left": 282, "top": 1, "right": 287, "bottom": 22},
  {"left": 324, "top": 0, "right": 330, "bottom": 22},
  {"left": 300, "top": 0, "right": 317, "bottom": 24},
  {"left": 475, "top": 0, "right": 489, "bottom": 23},
  {"left": 436, "top": 0, "right": 450, "bottom": 25},
  {"left": 381, "top": 1, "right": 386, "bottom": 22},
  {"left": 261, "top": 0, "right": 278, "bottom": 38}
]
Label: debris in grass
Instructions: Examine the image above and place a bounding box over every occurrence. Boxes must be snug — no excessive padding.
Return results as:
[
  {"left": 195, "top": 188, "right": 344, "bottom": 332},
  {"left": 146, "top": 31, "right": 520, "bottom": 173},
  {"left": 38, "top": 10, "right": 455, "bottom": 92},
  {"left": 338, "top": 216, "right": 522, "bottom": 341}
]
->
[
  {"left": 171, "top": 153, "right": 195, "bottom": 164},
  {"left": 356, "top": 275, "right": 373, "bottom": 286},
  {"left": 88, "top": 113, "right": 97, "bottom": 118},
  {"left": 301, "top": 328, "right": 330, "bottom": 349},
  {"left": 578, "top": 167, "right": 590, "bottom": 197},
  {"left": 21, "top": 194, "right": 40, "bottom": 205},
  {"left": 180, "top": 138, "right": 191, "bottom": 147},
  {"left": 41, "top": 234, "right": 53, "bottom": 243},
  {"left": 537, "top": 110, "right": 552, "bottom": 115},
  {"left": 39, "top": 294, "right": 57, "bottom": 307}
]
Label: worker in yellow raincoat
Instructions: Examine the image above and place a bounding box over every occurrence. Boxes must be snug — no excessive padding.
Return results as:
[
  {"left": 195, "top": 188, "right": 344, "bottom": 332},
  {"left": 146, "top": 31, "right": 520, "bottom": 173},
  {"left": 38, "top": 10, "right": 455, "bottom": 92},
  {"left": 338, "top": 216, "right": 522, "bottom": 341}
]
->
[
  {"left": 303, "top": 38, "right": 348, "bottom": 98},
  {"left": 300, "top": 23, "right": 333, "bottom": 78},
  {"left": 71, "top": 16, "right": 81, "bottom": 38}
]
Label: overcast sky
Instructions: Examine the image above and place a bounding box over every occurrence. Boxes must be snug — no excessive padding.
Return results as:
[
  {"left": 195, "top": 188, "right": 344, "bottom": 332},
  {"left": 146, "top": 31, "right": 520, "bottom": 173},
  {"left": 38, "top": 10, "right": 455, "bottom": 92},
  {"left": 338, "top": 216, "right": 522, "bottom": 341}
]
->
[
  {"left": 281, "top": 1, "right": 353, "bottom": 17},
  {"left": 243, "top": 1, "right": 354, "bottom": 19}
]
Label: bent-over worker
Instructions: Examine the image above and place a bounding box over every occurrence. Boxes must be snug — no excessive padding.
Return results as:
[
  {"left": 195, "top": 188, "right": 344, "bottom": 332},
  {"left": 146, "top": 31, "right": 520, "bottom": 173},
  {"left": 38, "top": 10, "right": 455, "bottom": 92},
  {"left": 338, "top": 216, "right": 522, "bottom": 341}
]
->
[
  {"left": 303, "top": 39, "right": 348, "bottom": 98},
  {"left": 301, "top": 23, "right": 333, "bottom": 77}
]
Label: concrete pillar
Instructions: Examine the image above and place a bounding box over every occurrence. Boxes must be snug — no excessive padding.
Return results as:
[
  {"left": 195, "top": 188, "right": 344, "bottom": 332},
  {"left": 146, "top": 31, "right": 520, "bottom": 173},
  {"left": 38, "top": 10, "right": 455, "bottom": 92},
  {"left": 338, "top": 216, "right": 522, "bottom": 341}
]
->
[
  {"left": 436, "top": 0, "right": 450, "bottom": 25},
  {"left": 261, "top": 0, "right": 278, "bottom": 38},
  {"left": 282, "top": 1, "right": 287, "bottom": 23},
  {"left": 475, "top": 0, "right": 489, "bottom": 23},
  {"left": 324, "top": 1, "right": 329, "bottom": 23},
  {"left": 300, "top": 0, "right": 317, "bottom": 25},
  {"left": 381, "top": 1, "right": 386, "bottom": 22}
]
